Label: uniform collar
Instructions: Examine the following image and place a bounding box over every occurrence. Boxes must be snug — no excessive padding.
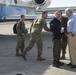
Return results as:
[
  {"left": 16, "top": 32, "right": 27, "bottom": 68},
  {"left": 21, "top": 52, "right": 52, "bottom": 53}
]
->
[{"left": 54, "top": 17, "right": 60, "bottom": 21}]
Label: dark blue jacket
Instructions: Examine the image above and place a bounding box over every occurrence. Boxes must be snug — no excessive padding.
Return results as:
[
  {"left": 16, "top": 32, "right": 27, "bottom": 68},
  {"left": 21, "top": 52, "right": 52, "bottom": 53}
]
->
[{"left": 50, "top": 17, "right": 62, "bottom": 39}]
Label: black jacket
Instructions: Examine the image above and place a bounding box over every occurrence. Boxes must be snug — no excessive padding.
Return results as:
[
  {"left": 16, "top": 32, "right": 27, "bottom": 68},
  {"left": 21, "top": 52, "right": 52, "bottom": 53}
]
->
[{"left": 50, "top": 17, "right": 62, "bottom": 39}]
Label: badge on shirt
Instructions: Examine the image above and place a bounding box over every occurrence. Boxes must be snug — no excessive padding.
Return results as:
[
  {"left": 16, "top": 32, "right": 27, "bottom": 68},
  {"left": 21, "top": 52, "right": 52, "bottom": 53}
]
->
[{"left": 50, "top": 23, "right": 54, "bottom": 26}]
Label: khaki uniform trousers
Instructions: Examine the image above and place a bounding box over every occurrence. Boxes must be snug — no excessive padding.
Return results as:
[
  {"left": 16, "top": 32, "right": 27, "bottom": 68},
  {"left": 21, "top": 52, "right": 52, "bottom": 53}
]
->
[{"left": 68, "top": 34, "right": 76, "bottom": 65}]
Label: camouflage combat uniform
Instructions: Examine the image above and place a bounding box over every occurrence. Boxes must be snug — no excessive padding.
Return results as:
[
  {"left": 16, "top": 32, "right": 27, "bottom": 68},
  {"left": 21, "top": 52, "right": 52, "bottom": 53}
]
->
[
  {"left": 24, "top": 16, "right": 50, "bottom": 57},
  {"left": 60, "top": 17, "right": 68, "bottom": 59},
  {"left": 16, "top": 21, "right": 28, "bottom": 55}
]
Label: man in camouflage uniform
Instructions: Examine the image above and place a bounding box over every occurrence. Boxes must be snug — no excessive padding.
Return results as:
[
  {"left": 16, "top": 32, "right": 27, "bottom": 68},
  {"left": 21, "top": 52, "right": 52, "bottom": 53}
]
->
[
  {"left": 60, "top": 16, "right": 68, "bottom": 59},
  {"left": 16, "top": 15, "right": 28, "bottom": 56},
  {"left": 22, "top": 11, "right": 50, "bottom": 60}
]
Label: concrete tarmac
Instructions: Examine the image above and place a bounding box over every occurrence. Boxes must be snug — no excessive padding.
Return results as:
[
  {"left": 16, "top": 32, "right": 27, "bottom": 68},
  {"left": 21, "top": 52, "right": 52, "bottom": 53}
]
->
[{"left": 0, "top": 22, "right": 76, "bottom": 75}]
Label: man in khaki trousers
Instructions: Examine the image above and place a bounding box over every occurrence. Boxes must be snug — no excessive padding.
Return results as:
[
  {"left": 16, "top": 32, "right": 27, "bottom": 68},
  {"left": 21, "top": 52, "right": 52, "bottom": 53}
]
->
[{"left": 65, "top": 8, "right": 76, "bottom": 68}]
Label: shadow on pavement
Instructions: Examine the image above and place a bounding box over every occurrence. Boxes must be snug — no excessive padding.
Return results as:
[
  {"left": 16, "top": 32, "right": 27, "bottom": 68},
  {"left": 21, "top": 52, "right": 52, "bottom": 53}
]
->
[{"left": 0, "top": 33, "right": 76, "bottom": 75}]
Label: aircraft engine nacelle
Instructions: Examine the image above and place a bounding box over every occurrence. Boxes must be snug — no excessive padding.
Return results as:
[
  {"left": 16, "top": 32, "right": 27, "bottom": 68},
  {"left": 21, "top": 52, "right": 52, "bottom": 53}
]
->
[{"left": 31, "top": 0, "right": 51, "bottom": 8}]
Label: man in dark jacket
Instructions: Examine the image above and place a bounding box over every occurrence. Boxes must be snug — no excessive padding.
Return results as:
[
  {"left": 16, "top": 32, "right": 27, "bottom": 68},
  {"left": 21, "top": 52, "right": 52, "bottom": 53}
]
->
[{"left": 50, "top": 11, "right": 64, "bottom": 68}]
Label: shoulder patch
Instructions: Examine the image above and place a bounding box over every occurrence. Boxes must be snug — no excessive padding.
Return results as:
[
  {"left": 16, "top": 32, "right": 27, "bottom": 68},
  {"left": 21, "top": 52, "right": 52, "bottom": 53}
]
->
[{"left": 50, "top": 23, "right": 54, "bottom": 26}]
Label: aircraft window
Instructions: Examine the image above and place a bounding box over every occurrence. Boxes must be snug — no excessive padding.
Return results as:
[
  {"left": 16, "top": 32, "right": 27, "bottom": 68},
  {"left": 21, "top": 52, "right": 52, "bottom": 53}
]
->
[{"left": 14, "top": 0, "right": 17, "bottom": 4}]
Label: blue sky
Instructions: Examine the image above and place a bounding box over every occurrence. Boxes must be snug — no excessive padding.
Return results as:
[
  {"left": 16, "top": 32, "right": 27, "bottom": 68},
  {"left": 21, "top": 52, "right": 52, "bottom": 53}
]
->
[{"left": 48, "top": 0, "right": 76, "bottom": 8}]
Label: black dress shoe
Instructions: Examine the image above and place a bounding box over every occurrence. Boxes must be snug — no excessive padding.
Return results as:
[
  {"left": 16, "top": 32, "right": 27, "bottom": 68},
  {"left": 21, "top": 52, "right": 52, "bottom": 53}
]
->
[
  {"left": 71, "top": 65, "right": 76, "bottom": 68},
  {"left": 67, "top": 63, "right": 72, "bottom": 66},
  {"left": 57, "top": 61, "right": 64, "bottom": 66}
]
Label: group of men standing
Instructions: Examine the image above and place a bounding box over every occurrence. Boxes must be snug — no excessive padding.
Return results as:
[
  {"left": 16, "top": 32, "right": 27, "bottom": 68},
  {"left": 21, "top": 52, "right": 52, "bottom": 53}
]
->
[
  {"left": 50, "top": 10, "right": 68, "bottom": 68},
  {"left": 15, "top": 8, "right": 76, "bottom": 68}
]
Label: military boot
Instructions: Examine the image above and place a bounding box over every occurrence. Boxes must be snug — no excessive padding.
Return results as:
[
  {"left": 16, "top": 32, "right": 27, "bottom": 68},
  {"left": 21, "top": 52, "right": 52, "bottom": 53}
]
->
[
  {"left": 21, "top": 50, "right": 25, "bottom": 56},
  {"left": 53, "top": 62, "right": 60, "bottom": 68},
  {"left": 16, "top": 50, "right": 21, "bottom": 57},
  {"left": 37, "top": 55, "right": 45, "bottom": 61},
  {"left": 60, "top": 54, "right": 65, "bottom": 60}
]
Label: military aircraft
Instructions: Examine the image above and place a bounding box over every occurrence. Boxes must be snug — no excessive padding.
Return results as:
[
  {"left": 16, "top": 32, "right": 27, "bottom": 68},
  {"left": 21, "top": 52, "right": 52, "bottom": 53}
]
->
[{"left": 0, "top": 0, "right": 51, "bottom": 22}]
